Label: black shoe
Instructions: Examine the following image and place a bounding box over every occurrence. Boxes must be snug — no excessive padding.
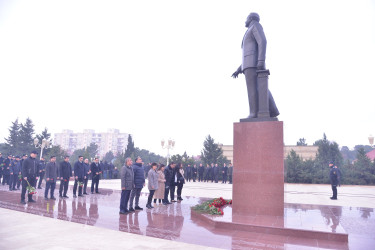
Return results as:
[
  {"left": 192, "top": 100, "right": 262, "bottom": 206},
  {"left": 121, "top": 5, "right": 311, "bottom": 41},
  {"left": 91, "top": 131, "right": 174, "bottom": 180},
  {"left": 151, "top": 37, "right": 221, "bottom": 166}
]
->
[
  {"left": 38, "top": 187, "right": 42, "bottom": 189},
  {"left": 119, "top": 210, "right": 128, "bottom": 214},
  {"left": 83, "top": 193, "right": 88, "bottom": 195},
  {"left": 44, "top": 197, "right": 49, "bottom": 200},
  {"left": 73, "top": 194, "right": 77, "bottom": 198},
  {"left": 134, "top": 206, "right": 143, "bottom": 210},
  {"left": 21, "top": 200, "right": 26, "bottom": 204},
  {"left": 95, "top": 192, "right": 100, "bottom": 194},
  {"left": 128, "top": 208, "right": 135, "bottom": 212},
  {"left": 330, "top": 197, "right": 337, "bottom": 200},
  {"left": 78, "top": 194, "right": 83, "bottom": 197},
  {"left": 59, "top": 194, "right": 63, "bottom": 198},
  {"left": 63, "top": 195, "right": 69, "bottom": 198},
  {"left": 28, "top": 199, "right": 36, "bottom": 203},
  {"left": 146, "top": 205, "right": 151, "bottom": 209},
  {"left": 50, "top": 197, "right": 56, "bottom": 200},
  {"left": 163, "top": 202, "right": 168, "bottom": 205}
]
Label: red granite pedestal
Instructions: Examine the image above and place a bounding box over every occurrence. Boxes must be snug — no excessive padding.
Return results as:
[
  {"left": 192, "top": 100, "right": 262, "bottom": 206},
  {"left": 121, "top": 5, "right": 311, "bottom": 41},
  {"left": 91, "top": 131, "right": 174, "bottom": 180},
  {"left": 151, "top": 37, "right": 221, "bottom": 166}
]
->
[{"left": 232, "top": 121, "right": 284, "bottom": 216}]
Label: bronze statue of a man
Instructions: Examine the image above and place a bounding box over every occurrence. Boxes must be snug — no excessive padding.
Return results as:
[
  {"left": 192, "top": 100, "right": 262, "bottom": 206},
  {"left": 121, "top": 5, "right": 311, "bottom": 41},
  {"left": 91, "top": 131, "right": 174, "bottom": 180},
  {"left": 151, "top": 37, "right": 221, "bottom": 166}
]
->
[{"left": 232, "top": 12, "right": 279, "bottom": 121}]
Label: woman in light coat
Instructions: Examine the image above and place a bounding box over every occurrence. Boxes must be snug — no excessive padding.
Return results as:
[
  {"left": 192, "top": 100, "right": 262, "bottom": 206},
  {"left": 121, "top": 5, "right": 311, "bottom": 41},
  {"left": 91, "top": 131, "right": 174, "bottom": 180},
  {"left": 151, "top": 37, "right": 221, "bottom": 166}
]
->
[
  {"left": 153, "top": 164, "right": 166, "bottom": 204},
  {"left": 146, "top": 163, "right": 159, "bottom": 209}
]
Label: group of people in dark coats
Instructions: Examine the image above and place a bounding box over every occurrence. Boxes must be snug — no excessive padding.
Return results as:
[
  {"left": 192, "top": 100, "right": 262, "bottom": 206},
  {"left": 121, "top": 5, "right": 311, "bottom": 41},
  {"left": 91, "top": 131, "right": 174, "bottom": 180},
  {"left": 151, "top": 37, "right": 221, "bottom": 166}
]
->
[{"left": 195, "top": 163, "right": 233, "bottom": 184}]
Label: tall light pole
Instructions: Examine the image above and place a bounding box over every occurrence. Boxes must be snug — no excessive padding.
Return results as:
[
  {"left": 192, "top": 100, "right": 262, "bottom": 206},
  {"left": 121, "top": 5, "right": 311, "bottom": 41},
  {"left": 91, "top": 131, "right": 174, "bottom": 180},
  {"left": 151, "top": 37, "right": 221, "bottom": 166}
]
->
[
  {"left": 161, "top": 138, "right": 175, "bottom": 166},
  {"left": 369, "top": 135, "right": 374, "bottom": 148},
  {"left": 34, "top": 138, "right": 51, "bottom": 160}
]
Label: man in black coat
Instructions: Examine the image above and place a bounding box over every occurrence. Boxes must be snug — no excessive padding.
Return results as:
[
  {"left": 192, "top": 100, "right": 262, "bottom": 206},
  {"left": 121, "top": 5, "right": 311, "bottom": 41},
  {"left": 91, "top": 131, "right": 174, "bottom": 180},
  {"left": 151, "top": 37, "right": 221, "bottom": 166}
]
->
[
  {"left": 329, "top": 161, "right": 341, "bottom": 200},
  {"left": 185, "top": 164, "right": 192, "bottom": 182},
  {"left": 45, "top": 156, "right": 58, "bottom": 200},
  {"left": 192, "top": 164, "right": 198, "bottom": 182},
  {"left": 83, "top": 158, "right": 91, "bottom": 195},
  {"left": 2, "top": 155, "right": 12, "bottom": 185},
  {"left": 37, "top": 157, "right": 46, "bottom": 189},
  {"left": 90, "top": 157, "right": 102, "bottom": 194},
  {"left": 59, "top": 156, "right": 72, "bottom": 198},
  {"left": 163, "top": 162, "right": 176, "bottom": 205},
  {"left": 0, "top": 153, "right": 4, "bottom": 182},
  {"left": 198, "top": 163, "right": 204, "bottom": 182},
  {"left": 213, "top": 164, "right": 220, "bottom": 183},
  {"left": 73, "top": 156, "right": 85, "bottom": 197},
  {"left": 222, "top": 163, "right": 228, "bottom": 184},
  {"left": 21, "top": 151, "right": 40, "bottom": 204}
]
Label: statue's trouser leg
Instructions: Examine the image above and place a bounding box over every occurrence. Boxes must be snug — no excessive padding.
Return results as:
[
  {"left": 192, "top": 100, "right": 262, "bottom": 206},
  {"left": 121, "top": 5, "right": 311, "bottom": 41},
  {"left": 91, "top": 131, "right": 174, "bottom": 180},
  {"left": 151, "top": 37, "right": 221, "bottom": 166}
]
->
[
  {"left": 268, "top": 90, "right": 280, "bottom": 117},
  {"left": 244, "top": 68, "right": 258, "bottom": 118}
]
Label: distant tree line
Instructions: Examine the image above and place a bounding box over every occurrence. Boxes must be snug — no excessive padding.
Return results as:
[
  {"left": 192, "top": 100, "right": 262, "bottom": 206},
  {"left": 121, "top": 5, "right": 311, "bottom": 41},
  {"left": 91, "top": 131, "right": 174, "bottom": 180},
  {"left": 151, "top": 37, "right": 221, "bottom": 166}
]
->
[{"left": 286, "top": 134, "right": 375, "bottom": 185}]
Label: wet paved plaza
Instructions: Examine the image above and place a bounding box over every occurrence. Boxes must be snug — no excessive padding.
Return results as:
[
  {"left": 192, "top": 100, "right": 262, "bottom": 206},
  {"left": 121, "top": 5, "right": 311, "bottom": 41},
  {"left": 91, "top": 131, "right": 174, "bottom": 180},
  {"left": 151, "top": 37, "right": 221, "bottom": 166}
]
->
[{"left": 0, "top": 185, "right": 374, "bottom": 249}]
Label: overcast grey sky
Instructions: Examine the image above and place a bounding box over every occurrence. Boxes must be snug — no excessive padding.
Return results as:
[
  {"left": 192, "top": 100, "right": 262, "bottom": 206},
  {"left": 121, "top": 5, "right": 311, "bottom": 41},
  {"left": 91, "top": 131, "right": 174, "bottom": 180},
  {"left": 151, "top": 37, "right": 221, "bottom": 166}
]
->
[{"left": 0, "top": 0, "right": 374, "bottom": 157}]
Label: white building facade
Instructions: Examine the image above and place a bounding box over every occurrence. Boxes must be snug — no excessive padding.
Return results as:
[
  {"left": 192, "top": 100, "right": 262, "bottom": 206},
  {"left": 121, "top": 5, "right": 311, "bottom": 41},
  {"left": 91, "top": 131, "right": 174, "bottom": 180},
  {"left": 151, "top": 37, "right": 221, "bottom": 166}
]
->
[{"left": 54, "top": 129, "right": 129, "bottom": 157}]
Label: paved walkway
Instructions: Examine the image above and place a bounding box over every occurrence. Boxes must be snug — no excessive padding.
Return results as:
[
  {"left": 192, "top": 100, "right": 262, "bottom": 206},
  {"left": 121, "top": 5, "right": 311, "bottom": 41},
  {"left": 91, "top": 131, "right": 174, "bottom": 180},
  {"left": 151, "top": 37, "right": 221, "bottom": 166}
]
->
[{"left": 0, "top": 181, "right": 374, "bottom": 249}]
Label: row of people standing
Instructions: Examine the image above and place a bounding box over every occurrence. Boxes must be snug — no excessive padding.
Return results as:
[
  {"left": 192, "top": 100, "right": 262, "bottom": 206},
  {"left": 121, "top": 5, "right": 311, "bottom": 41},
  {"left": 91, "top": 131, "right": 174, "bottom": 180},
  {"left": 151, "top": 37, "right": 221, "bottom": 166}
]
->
[
  {"left": 195, "top": 163, "right": 233, "bottom": 184},
  {"left": 119, "top": 158, "right": 185, "bottom": 214}
]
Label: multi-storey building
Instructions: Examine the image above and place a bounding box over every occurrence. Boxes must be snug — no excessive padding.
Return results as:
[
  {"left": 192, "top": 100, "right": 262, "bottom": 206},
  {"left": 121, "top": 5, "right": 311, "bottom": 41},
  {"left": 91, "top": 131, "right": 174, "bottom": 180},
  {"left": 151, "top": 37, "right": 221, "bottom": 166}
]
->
[{"left": 54, "top": 129, "right": 129, "bottom": 157}]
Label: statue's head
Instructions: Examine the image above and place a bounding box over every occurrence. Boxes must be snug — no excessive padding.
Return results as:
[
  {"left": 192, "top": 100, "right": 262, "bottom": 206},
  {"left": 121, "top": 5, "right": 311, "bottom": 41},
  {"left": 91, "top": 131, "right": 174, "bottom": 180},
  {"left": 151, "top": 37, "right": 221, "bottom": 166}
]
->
[{"left": 245, "top": 12, "right": 260, "bottom": 27}]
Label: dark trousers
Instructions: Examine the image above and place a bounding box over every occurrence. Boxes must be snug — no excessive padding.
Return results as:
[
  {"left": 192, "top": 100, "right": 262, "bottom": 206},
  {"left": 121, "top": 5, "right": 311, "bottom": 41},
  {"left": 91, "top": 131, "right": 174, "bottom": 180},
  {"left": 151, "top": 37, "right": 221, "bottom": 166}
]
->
[
  {"left": 147, "top": 190, "right": 155, "bottom": 205},
  {"left": 177, "top": 183, "right": 183, "bottom": 198},
  {"left": 204, "top": 174, "right": 209, "bottom": 182},
  {"left": 9, "top": 174, "right": 14, "bottom": 190},
  {"left": 214, "top": 173, "right": 218, "bottom": 183},
  {"left": 91, "top": 176, "right": 99, "bottom": 193},
  {"left": 222, "top": 174, "right": 227, "bottom": 183},
  {"left": 186, "top": 173, "right": 191, "bottom": 182},
  {"left": 59, "top": 179, "right": 69, "bottom": 196},
  {"left": 129, "top": 187, "right": 142, "bottom": 208},
  {"left": 229, "top": 175, "right": 232, "bottom": 184},
  {"left": 83, "top": 178, "right": 88, "bottom": 194},
  {"left": 2, "top": 174, "right": 10, "bottom": 185},
  {"left": 163, "top": 186, "right": 170, "bottom": 203},
  {"left": 21, "top": 177, "right": 36, "bottom": 201},
  {"left": 198, "top": 173, "right": 203, "bottom": 182},
  {"left": 45, "top": 181, "right": 56, "bottom": 198},
  {"left": 192, "top": 174, "right": 197, "bottom": 182},
  {"left": 170, "top": 183, "right": 176, "bottom": 201},
  {"left": 120, "top": 189, "right": 131, "bottom": 211},
  {"left": 331, "top": 185, "right": 337, "bottom": 199},
  {"left": 244, "top": 68, "right": 279, "bottom": 117},
  {"left": 73, "top": 179, "right": 83, "bottom": 195},
  {"left": 38, "top": 172, "right": 45, "bottom": 188},
  {"left": 13, "top": 174, "right": 20, "bottom": 189}
]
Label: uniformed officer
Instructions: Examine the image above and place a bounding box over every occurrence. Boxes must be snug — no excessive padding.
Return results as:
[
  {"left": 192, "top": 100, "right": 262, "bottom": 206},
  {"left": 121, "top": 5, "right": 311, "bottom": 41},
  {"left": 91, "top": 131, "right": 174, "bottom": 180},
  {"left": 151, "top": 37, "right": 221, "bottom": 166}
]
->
[
  {"left": 21, "top": 151, "right": 40, "bottom": 204},
  {"left": 37, "top": 157, "right": 46, "bottom": 189},
  {"left": 222, "top": 163, "right": 228, "bottom": 184},
  {"left": 329, "top": 161, "right": 339, "bottom": 200},
  {"left": 83, "top": 158, "right": 91, "bottom": 195},
  {"left": 9, "top": 156, "right": 21, "bottom": 191}
]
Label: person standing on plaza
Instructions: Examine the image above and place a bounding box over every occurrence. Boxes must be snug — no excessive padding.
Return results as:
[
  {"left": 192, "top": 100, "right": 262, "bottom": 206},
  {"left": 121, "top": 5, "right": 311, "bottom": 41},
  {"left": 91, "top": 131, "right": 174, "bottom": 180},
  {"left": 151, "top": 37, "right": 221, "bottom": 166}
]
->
[
  {"left": 185, "top": 164, "right": 192, "bottom": 182},
  {"left": 90, "top": 157, "right": 102, "bottom": 194},
  {"left": 3, "top": 154, "right": 12, "bottom": 185},
  {"left": 228, "top": 163, "right": 233, "bottom": 184},
  {"left": 129, "top": 156, "right": 145, "bottom": 211},
  {"left": 146, "top": 163, "right": 158, "bottom": 209},
  {"left": 0, "top": 153, "right": 4, "bottom": 183},
  {"left": 45, "top": 156, "right": 58, "bottom": 200},
  {"left": 198, "top": 163, "right": 204, "bottom": 182},
  {"left": 20, "top": 151, "right": 39, "bottom": 204},
  {"left": 119, "top": 157, "right": 134, "bottom": 214},
  {"left": 204, "top": 164, "right": 210, "bottom": 182},
  {"left": 59, "top": 156, "right": 72, "bottom": 198},
  {"left": 83, "top": 158, "right": 91, "bottom": 195},
  {"left": 329, "top": 161, "right": 339, "bottom": 200},
  {"left": 222, "top": 163, "right": 228, "bottom": 184},
  {"left": 192, "top": 164, "right": 197, "bottom": 182},
  {"left": 9, "top": 156, "right": 21, "bottom": 191},
  {"left": 14, "top": 156, "right": 22, "bottom": 190},
  {"left": 213, "top": 163, "right": 219, "bottom": 183},
  {"left": 37, "top": 156, "right": 46, "bottom": 189},
  {"left": 176, "top": 163, "right": 185, "bottom": 201},
  {"left": 73, "top": 156, "right": 84, "bottom": 198},
  {"left": 163, "top": 162, "right": 176, "bottom": 205},
  {"left": 154, "top": 164, "right": 165, "bottom": 204}
]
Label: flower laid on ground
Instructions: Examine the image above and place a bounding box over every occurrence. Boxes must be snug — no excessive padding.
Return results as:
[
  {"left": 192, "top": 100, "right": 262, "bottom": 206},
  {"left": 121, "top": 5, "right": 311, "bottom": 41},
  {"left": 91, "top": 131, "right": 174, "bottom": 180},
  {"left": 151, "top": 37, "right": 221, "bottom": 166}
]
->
[
  {"left": 78, "top": 181, "right": 84, "bottom": 187},
  {"left": 193, "top": 197, "right": 232, "bottom": 215},
  {"left": 25, "top": 179, "right": 36, "bottom": 195}
]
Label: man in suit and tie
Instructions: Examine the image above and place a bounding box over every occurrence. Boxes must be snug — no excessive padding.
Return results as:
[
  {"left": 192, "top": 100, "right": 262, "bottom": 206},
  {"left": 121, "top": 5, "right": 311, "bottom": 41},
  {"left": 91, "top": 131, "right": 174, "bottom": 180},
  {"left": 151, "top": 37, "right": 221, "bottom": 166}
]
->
[{"left": 232, "top": 12, "right": 279, "bottom": 120}]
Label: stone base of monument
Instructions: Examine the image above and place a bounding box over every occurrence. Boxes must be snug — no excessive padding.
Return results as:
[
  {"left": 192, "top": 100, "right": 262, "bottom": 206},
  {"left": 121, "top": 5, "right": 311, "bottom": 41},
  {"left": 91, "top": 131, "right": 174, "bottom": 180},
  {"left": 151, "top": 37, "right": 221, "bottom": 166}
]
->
[
  {"left": 191, "top": 120, "right": 346, "bottom": 242},
  {"left": 191, "top": 203, "right": 348, "bottom": 242}
]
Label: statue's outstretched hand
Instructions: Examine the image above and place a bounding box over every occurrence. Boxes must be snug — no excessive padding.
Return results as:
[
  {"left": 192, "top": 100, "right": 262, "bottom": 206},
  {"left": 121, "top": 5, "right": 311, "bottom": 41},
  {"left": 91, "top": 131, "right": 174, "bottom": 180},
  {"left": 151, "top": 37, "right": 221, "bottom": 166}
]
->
[{"left": 232, "top": 70, "right": 240, "bottom": 78}]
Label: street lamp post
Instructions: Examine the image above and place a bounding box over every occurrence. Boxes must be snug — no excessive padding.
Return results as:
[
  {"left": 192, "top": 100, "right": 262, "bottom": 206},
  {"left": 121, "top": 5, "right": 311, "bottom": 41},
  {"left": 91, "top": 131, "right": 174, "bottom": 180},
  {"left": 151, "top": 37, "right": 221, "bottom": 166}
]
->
[
  {"left": 34, "top": 138, "right": 51, "bottom": 160},
  {"left": 161, "top": 138, "right": 175, "bottom": 166},
  {"left": 369, "top": 135, "right": 374, "bottom": 148}
]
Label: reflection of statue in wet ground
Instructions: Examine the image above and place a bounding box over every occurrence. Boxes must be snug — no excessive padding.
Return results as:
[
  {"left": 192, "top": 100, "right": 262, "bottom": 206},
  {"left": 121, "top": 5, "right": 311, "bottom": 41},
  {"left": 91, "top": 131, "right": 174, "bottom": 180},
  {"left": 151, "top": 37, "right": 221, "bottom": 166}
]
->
[{"left": 232, "top": 12, "right": 279, "bottom": 121}]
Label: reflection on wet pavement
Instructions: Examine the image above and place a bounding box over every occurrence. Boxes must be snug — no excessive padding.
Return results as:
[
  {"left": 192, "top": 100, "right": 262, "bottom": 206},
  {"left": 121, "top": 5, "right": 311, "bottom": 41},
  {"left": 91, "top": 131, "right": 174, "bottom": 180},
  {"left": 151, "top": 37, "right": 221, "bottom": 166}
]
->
[{"left": 0, "top": 185, "right": 374, "bottom": 249}]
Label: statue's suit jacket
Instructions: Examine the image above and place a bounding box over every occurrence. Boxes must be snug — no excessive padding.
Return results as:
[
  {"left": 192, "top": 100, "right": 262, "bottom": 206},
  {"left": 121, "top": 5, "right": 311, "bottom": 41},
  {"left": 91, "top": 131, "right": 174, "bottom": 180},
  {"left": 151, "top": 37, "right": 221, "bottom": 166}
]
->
[{"left": 241, "top": 21, "right": 267, "bottom": 71}]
